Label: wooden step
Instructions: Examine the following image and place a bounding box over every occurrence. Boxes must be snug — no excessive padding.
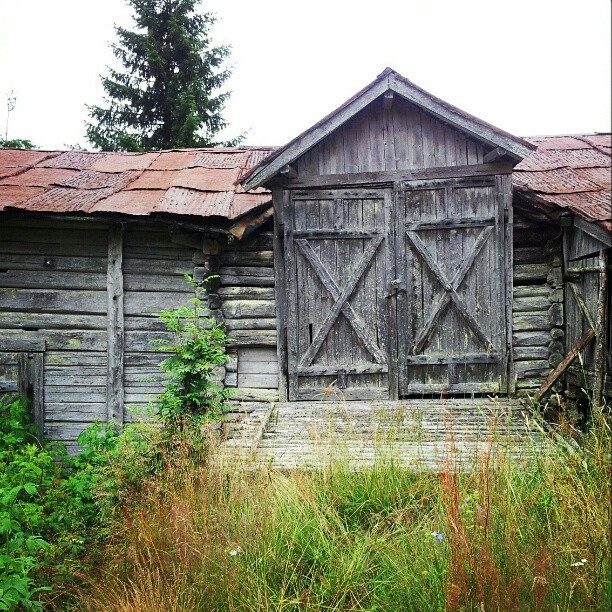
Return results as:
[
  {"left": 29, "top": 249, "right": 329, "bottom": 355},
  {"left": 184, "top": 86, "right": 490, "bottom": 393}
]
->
[{"left": 220, "top": 398, "right": 542, "bottom": 471}]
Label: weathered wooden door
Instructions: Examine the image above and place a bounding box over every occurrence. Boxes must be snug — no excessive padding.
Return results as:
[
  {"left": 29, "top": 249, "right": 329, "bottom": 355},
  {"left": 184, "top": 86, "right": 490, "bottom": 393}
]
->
[
  {"left": 284, "top": 188, "right": 394, "bottom": 400},
  {"left": 396, "top": 177, "right": 508, "bottom": 395}
]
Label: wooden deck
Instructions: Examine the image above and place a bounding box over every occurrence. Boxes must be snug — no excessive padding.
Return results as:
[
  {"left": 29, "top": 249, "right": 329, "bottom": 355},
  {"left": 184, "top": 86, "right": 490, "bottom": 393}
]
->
[{"left": 222, "top": 397, "right": 542, "bottom": 470}]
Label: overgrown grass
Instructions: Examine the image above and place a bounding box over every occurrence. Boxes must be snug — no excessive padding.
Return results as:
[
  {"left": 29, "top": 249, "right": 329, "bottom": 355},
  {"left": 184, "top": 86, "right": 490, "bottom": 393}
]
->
[{"left": 78, "top": 409, "right": 611, "bottom": 611}]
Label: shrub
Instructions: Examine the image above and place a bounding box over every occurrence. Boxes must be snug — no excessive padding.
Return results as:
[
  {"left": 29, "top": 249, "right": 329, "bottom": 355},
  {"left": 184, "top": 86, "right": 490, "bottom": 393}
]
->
[{"left": 151, "top": 274, "right": 231, "bottom": 427}]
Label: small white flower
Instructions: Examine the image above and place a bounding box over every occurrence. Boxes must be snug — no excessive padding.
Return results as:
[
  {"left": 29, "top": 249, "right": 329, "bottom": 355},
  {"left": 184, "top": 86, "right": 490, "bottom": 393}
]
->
[
  {"left": 570, "top": 559, "right": 587, "bottom": 568},
  {"left": 229, "top": 546, "right": 244, "bottom": 557}
]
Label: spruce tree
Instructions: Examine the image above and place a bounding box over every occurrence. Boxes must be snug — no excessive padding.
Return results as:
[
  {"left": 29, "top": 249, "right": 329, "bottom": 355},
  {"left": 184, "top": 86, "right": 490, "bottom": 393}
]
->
[{"left": 86, "top": 0, "right": 240, "bottom": 151}]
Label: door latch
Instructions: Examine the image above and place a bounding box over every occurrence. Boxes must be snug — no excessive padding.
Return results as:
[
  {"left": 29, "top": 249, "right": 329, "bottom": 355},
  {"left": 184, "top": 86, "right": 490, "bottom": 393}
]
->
[{"left": 386, "top": 278, "right": 406, "bottom": 299}]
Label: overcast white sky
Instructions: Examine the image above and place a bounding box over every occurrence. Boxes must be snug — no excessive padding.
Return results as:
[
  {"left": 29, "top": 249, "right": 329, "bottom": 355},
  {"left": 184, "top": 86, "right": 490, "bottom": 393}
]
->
[{"left": 0, "top": 0, "right": 610, "bottom": 150}]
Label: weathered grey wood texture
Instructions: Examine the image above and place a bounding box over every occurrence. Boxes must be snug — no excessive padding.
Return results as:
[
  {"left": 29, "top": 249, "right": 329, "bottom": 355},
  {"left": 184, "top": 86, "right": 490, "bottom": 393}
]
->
[
  {"left": 397, "top": 177, "right": 508, "bottom": 395},
  {"left": 220, "top": 229, "right": 280, "bottom": 409},
  {"left": 0, "top": 216, "right": 199, "bottom": 449},
  {"left": 295, "top": 97, "right": 490, "bottom": 178},
  {"left": 511, "top": 213, "right": 566, "bottom": 394},
  {"left": 285, "top": 188, "right": 391, "bottom": 400},
  {"left": 563, "top": 225, "right": 611, "bottom": 397},
  {"left": 274, "top": 95, "right": 515, "bottom": 399}
]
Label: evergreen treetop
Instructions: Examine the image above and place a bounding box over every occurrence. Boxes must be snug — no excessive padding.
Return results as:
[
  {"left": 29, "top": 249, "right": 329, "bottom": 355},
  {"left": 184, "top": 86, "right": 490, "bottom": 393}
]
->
[{"left": 86, "top": 0, "right": 241, "bottom": 151}]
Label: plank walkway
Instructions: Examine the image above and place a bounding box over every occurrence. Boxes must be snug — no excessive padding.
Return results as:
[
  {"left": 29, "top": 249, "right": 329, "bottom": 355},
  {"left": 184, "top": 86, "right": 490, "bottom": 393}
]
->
[{"left": 221, "top": 398, "right": 542, "bottom": 470}]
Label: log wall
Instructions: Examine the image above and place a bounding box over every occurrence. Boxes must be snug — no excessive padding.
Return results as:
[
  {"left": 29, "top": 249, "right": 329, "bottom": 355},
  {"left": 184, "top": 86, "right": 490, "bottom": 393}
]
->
[
  {"left": 0, "top": 216, "right": 110, "bottom": 448},
  {"left": 512, "top": 212, "right": 565, "bottom": 394},
  {"left": 0, "top": 215, "right": 199, "bottom": 450},
  {"left": 218, "top": 229, "right": 279, "bottom": 419}
]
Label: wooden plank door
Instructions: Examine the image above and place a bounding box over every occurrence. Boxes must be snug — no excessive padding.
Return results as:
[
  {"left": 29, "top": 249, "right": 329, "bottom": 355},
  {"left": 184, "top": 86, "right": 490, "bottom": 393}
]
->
[
  {"left": 284, "top": 188, "right": 395, "bottom": 401},
  {"left": 396, "top": 177, "right": 508, "bottom": 395}
]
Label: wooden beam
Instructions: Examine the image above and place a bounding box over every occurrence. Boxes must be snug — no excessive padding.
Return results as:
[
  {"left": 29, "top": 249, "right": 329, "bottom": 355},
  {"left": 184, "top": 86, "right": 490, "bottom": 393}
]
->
[
  {"left": 483, "top": 147, "right": 507, "bottom": 163},
  {"left": 382, "top": 90, "right": 394, "bottom": 111},
  {"left": 106, "top": 225, "right": 125, "bottom": 423},
  {"left": 594, "top": 249, "right": 609, "bottom": 409},
  {"left": 272, "top": 187, "right": 288, "bottom": 402},
  {"left": 388, "top": 72, "right": 533, "bottom": 160},
  {"left": 281, "top": 162, "right": 513, "bottom": 190},
  {"left": 536, "top": 328, "right": 596, "bottom": 401},
  {"left": 279, "top": 164, "right": 298, "bottom": 180},
  {"left": 18, "top": 352, "right": 44, "bottom": 434},
  {"left": 574, "top": 217, "right": 612, "bottom": 249},
  {"left": 242, "top": 76, "right": 389, "bottom": 190}
]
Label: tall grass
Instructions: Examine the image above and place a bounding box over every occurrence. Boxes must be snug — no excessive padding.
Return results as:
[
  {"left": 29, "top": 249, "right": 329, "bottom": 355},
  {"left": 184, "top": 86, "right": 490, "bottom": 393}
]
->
[{"left": 77, "top": 410, "right": 611, "bottom": 611}]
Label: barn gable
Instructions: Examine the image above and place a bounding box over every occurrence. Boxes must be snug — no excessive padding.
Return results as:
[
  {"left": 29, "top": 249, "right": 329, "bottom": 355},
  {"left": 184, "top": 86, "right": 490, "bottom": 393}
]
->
[{"left": 242, "top": 68, "right": 534, "bottom": 190}]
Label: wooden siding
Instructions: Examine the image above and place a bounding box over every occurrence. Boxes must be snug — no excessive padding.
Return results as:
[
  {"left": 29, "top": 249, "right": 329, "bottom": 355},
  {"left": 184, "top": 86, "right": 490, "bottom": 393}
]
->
[
  {"left": 295, "top": 96, "right": 490, "bottom": 178},
  {"left": 0, "top": 215, "right": 201, "bottom": 449},
  {"left": 0, "top": 216, "right": 110, "bottom": 448},
  {"left": 122, "top": 226, "right": 198, "bottom": 415},
  {"left": 564, "top": 226, "right": 611, "bottom": 396}
]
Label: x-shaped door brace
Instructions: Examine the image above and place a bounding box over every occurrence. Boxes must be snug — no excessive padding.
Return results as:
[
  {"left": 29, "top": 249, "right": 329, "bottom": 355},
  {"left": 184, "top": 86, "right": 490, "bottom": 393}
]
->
[
  {"left": 295, "top": 236, "right": 387, "bottom": 368},
  {"left": 407, "top": 225, "right": 495, "bottom": 354}
]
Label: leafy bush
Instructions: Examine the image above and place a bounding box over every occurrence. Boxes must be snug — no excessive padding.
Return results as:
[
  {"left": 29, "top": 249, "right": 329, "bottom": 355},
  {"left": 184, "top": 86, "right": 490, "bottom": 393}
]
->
[
  {"left": 151, "top": 275, "right": 231, "bottom": 427},
  {"left": 0, "top": 399, "right": 163, "bottom": 610}
]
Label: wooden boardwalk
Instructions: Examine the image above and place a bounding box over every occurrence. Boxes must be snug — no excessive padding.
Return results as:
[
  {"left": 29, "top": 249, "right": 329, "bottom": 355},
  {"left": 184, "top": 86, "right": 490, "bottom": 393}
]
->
[{"left": 222, "top": 398, "right": 542, "bottom": 470}]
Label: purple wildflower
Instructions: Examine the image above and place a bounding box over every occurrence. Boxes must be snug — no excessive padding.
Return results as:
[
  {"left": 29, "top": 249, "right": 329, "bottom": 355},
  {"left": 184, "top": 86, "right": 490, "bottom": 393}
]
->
[
  {"left": 458, "top": 505, "right": 463, "bottom": 512},
  {"left": 432, "top": 531, "right": 444, "bottom": 542},
  {"left": 476, "top": 505, "right": 483, "bottom": 513}
]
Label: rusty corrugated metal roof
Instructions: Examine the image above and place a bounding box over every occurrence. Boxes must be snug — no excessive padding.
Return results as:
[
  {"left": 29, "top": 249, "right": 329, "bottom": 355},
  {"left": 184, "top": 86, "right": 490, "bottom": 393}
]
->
[
  {"left": 0, "top": 146, "right": 275, "bottom": 220},
  {"left": 514, "top": 134, "right": 611, "bottom": 232},
  {"left": 0, "top": 136, "right": 608, "bottom": 230}
]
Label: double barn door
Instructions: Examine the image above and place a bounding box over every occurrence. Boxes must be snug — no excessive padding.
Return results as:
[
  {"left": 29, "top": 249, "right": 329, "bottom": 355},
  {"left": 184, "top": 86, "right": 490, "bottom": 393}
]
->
[{"left": 283, "top": 176, "right": 509, "bottom": 401}]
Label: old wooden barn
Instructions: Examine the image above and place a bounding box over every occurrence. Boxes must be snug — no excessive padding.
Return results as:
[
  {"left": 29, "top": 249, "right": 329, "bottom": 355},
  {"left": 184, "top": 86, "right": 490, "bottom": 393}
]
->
[{"left": 0, "top": 69, "right": 610, "bottom": 451}]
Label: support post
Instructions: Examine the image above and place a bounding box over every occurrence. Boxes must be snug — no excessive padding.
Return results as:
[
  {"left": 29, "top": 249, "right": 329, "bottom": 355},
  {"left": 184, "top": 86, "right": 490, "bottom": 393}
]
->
[
  {"left": 594, "top": 249, "right": 608, "bottom": 411},
  {"left": 106, "top": 225, "right": 125, "bottom": 423},
  {"left": 272, "top": 187, "right": 288, "bottom": 401}
]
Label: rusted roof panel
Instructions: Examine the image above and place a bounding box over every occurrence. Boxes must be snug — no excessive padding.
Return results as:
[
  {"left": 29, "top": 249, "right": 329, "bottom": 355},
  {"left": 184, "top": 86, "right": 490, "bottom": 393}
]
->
[
  {"left": 515, "top": 134, "right": 611, "bottom": 229},
  {"left": 0, "top": 147, "right": 275, "bottom": 217},
  {"left": 172, "top": 167, "right": 242, "bottom": 192},
  {"left": 147, "top": 151, "right": 195, "bottom": 171},
  {"left": 0, "top": 167, "right": 79, "bottom": 188},
  {"left": 516, "top": 147, "right": 610, "bottom": 172},
  {"left": 0, "top": 137, "right": 608, "bottom": 230},
  {"left": 38, "top": 151, "right": 105, "bottom": 170},
  {"left": 0, "top": 185, "right": 45, "bottom": 206},
  {"left": 90, "top": 189, "right": 164, "bottom": 214},
  {"left": 13, "top": 186, "right": 115, "bottom": 213},
  {"left": 191, "top": 150, "right": 250, "bottom": 169},
  {"left": 526, "top": 136, "right": 591, "bottom": 150},
  {"left": 89, "top": 152, "right": 160, "bottom": 172},
  {"left": 59, "top": 170, "right": 141, "bottom": 190},
  {"left": 156, "top": 188, "right": 234, "bottom": 217},
  {"left": 0, "top": 150, "right": 60, "bottom": 168},
  {"left": 231, "top": 193, "right": 273, "bottom": 218}
]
